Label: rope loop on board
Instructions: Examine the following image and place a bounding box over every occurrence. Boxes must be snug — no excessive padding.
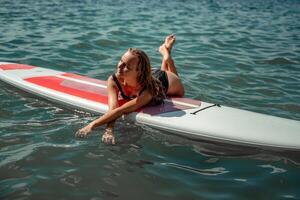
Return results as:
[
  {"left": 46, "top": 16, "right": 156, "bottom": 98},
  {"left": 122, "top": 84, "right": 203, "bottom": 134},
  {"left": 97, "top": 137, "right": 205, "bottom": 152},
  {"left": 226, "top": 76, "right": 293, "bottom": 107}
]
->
[{"left": 191, "top": 104, "right": 221, "bottom": 115}]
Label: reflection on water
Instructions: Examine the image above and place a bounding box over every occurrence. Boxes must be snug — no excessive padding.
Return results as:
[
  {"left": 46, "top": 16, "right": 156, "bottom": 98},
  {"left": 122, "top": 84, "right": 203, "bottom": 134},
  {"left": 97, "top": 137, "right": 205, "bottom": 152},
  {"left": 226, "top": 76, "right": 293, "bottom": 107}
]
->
[{"left": 1, "top": 0, "right": 300, "bottom": 199}]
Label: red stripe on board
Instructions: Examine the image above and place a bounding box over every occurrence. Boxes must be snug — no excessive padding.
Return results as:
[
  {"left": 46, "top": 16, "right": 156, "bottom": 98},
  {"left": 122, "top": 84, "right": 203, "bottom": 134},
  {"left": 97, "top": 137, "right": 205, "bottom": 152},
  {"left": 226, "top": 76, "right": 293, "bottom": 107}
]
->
[
  {"left": 60, "top": 74, "right": 201, "bottom": 108},
  {"left": 24, "top": 76, "right": 108, "bottom": 104},
  {"left": 0, "top": 64, "right": 35, "bottom": 70},
  {"left": 61, "top": 73, "right": 107, "bottom": 85},
  {"left": 24, "top": 75, "right": 201, "bottom": 115}
]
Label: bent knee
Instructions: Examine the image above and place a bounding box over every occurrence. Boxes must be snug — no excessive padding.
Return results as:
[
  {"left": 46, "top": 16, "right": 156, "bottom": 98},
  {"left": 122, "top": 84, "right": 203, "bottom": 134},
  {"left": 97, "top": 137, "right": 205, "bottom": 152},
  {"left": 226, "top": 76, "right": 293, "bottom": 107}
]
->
[
  {"left": 166, "top": 71, "right": 185, "bottom": 97},
  {"left": 178, "top": 86, "right": 185, "bottom": 97},
  {"left": 167, "top": 85, "right": 184, "bottom": 97},
  {"left": 174, "top": 84, "right": 185, "bottom": 97}
]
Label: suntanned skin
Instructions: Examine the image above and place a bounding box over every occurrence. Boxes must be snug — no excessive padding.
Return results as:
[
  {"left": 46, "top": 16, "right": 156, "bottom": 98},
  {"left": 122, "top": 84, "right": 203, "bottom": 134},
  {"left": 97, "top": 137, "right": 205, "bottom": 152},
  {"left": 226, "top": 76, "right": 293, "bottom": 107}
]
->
[{"left": 75, "top": 35, "right": 184, "bottom": 144}]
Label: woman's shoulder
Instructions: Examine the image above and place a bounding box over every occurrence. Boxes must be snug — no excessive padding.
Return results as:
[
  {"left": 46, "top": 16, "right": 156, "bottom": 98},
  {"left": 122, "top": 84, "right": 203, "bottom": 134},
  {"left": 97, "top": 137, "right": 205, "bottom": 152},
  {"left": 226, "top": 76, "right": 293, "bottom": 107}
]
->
[
  {"left": 107, "top": 75, "right": 119, "bottom": 91},
  {"left": 107, "top": 74, "right": 114, "bottom": 81}
]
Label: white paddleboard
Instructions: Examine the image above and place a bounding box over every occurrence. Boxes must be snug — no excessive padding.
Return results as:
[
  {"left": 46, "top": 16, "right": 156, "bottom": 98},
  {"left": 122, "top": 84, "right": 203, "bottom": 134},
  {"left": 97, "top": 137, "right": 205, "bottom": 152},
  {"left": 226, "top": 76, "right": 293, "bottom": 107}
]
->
[{"left": 1, "top": 62, "right": 300, "bottom": 150}]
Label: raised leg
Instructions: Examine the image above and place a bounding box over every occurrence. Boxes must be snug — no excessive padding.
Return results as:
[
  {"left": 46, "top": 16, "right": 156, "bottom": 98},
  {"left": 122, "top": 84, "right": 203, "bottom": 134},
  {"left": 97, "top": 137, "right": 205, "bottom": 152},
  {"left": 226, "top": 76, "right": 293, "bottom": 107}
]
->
[
  {"left": 159, "top": 35, "right": 184, "bottom": 97},
  {"left": 159, "top": 35, "right": 178, "bottom": 75}
]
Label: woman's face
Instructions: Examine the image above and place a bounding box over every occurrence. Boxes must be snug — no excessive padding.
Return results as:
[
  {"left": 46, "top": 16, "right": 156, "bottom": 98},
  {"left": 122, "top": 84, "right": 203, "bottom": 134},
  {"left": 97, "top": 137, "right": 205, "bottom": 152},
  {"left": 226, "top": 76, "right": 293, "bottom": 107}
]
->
[{"left": 116, "top": 51, "right": 139, "bottom": 80}]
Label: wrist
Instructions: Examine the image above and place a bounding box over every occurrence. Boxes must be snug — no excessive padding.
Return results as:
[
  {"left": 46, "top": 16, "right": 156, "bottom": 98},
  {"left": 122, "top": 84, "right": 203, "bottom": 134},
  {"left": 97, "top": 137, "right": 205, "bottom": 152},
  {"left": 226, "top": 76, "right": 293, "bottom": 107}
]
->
[
  {"left": 88, "top": 123, "right": 95, "bottom": 130},
  {"left": 105, "top": 127, "right": 113, "bottom": 135}
]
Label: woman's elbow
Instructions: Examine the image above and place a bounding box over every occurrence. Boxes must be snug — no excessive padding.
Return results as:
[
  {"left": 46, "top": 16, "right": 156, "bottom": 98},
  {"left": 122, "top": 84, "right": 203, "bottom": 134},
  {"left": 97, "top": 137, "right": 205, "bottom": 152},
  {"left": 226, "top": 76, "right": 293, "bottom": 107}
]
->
[{"left": 111, "top": 107, "right": 129, "bottom": 118}]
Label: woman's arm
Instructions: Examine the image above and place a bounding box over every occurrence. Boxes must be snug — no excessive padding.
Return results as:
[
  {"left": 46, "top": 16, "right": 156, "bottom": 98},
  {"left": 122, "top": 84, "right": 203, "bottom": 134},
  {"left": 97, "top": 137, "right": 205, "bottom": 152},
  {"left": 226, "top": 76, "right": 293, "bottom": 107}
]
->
[
  {"left": 102, "top": 76, "right": 119, "bottom": 144},
  {"left": 106, "top": 75, "right": 120, "bottom": 129},
  {"left": 75, "top": 76, "right": 119, "bottom": 138},
  {"left": 75, "top": 79, "right": 152, "bottom": 139},
  {"left": 88, "top": 90, "right": 152, "bottom": 128}
]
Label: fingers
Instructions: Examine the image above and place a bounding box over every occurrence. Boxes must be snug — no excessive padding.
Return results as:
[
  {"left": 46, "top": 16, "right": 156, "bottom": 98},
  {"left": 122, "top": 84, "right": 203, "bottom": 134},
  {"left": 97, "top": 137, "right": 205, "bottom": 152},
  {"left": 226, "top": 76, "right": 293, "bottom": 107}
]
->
[
  {"left": 75, "top": 128, "right": 90, "bottom": 138},
  {"left": 101, "top": 133, "right": 116, "bottom": 145},
  {"left": 75, "top": 129, "right": 85, "bottom": 138},
  {"left": 76, "top": 128, "right": 116, "bottom": 144},
  {"left": 101, "top": 134, "right": 107, "bottom": 143},
  {"left": 75, "top": 124, "right": 93, "bottom": 138}
]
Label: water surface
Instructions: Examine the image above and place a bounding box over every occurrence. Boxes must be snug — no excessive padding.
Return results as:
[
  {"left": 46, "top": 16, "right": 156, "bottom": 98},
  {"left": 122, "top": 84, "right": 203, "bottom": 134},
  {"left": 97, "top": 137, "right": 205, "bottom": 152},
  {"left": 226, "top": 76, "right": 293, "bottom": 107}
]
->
[{"left": 1, "top": 0, "right": 300, "bottom": 199}]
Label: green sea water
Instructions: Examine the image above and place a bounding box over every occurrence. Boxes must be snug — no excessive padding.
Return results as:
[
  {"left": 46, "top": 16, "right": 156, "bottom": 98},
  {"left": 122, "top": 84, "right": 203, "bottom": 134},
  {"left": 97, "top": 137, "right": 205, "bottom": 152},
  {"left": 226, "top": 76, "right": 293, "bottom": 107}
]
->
[{"left": 1, "top": 0, "right": 300, "bottom": 199}]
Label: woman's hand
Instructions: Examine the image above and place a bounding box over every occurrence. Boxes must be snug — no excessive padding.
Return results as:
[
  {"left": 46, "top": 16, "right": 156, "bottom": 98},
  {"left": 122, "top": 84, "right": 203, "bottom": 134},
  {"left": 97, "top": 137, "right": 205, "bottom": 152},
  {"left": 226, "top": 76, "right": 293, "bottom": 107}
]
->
[
  {"left": 75, "top": 124, "right": 93, "bottom": 138},
  {"left": 102, "top": 128, "right": 115, "bottom": 145}
]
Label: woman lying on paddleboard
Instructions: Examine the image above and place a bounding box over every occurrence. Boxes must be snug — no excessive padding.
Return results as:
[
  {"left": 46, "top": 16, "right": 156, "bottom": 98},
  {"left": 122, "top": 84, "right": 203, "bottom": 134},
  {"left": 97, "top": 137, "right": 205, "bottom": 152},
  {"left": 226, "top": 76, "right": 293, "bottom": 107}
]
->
[{"left": 76, "top": 34, "right": 184, "bottom": 144}]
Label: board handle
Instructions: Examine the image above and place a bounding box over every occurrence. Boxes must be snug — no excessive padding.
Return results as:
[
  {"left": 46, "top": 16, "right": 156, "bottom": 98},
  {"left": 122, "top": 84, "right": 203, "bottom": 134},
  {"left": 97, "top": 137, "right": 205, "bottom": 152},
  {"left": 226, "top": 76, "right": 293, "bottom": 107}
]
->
[{"left": 191, "top": 104, "right": 221, "bottom": 115}]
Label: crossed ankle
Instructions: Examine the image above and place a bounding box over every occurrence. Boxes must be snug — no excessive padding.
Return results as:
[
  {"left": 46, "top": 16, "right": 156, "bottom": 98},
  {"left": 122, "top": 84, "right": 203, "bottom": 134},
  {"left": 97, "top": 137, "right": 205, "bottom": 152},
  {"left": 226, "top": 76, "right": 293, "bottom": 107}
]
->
[{"left": 163, "top": 55, "right": 172, "bottom": 62}]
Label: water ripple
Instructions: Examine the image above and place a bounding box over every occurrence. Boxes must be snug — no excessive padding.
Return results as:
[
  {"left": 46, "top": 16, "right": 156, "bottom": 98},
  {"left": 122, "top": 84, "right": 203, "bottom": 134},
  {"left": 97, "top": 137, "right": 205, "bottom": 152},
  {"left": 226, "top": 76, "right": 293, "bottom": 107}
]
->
[
  {"left": 260, "top": 164, "right": 287, "bottom": 174},
  {"left": 1, "top": 0, "right": 300, "bottom": 199},
  {"left": 0, "top": 141, "right": 87, "bottom": 167},
  {"left": 161, "top": 162, "right": 229, "bottom": 176}
]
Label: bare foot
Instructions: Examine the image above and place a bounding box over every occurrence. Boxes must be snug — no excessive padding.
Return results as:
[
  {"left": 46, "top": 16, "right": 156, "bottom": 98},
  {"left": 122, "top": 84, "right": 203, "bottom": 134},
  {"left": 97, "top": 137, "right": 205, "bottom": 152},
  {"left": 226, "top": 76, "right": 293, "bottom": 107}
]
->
[
  {"left": 159, "top": 44, "right": 170, "bottom": 60},
  {"left": 159, "top": 34, "right": 176, "bottom": 60},
  {"left": 164, "top": 34, "right": 176, "bottom": 52}
]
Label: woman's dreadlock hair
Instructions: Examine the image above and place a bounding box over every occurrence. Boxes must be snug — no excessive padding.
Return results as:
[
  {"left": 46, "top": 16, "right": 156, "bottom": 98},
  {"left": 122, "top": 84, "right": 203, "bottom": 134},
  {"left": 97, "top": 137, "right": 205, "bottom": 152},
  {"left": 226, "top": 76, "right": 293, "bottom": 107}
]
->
[{"left": 128, "top": 48, "right": 166, "bottom": 105}]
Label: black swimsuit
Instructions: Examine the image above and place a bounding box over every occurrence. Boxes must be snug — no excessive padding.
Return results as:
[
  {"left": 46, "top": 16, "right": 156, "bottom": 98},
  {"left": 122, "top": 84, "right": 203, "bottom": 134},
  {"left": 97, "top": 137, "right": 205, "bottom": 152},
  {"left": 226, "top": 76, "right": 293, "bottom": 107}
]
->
[
  {"left": 152, "top": 69, "right": 169, "bottom": 93},
  {"left": 112, "top": 69, "right": 169, "bottom": 100},
  {"left": 112, "top": 74, "right": 145, "bottom": 100}
]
